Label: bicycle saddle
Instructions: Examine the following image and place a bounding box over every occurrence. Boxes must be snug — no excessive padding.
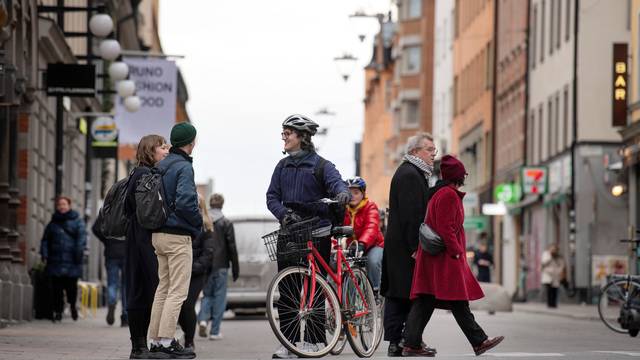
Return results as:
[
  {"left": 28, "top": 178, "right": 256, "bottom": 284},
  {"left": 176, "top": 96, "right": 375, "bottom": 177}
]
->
[{"left": 332, "top": 226, "right": 353, "bottom": 238}]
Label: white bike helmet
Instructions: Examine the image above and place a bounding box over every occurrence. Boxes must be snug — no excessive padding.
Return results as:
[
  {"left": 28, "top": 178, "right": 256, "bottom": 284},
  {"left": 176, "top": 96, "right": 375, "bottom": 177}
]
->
[{"left": 282, "top": 114, "right": 319, "bottom": 136}]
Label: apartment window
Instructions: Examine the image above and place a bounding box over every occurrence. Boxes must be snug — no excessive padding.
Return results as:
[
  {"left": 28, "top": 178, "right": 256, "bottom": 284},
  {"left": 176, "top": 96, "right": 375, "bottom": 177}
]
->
[
  {"left": 453, "top": 76, "right": 459, "bottom": 115},
  {"left": 538, "top": 105, "right": 544, "bottom": 162},
  {"left": 554, "top": 93, "right": 560, "bottom": 153},
  {"left": 541, "top": 0, "right": 546, "bottom": 63},
  {"left": 403, "top": 46, "right": 421, "bottom": 74},
  {"left": 531, "top": 4, "right": 537, "bottom": 69},
  {"left": 401, "top": 100, "right": 420, "bottom": 128},
  {"left": 404, "top": 0, "right": 422, "bottom": 19},
  {"left": 548, "top": 99, "right": 554, "bottom": 158},
  {"left": 486, "top": 41, "right": 494, "bottom": 89},
  {"left": 565, "top": 0, "right": 571, "bottom": 42},
  {"left": 528, "top": 111, "right": 535, "bottom": 163},
  {"left": 556, "top": 0, "right": 562, "bottom": 49},
  {"left": 450, "top": 8, "right": 455, "bottom": 49},
  {"left": 550, "top": 0, "right": 555, "bottom": 55},
  {"left": 563, "top": 87, "right": 569, "bottom": 149}
]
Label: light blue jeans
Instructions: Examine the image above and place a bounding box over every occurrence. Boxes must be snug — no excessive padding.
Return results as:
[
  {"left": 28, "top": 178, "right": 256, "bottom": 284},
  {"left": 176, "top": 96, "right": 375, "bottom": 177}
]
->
[
  {"left": 366, "top": 246, "right": 383, "bottom": 291},
  {"left": 197, "top": 268, "right": 228, "bottom": 335},
  {"left": 106, "top": 258, "right": 126, "bottom": 315}
]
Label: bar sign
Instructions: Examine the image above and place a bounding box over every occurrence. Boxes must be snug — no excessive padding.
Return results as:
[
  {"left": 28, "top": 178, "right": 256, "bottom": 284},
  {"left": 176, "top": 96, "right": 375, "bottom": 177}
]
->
[{"left": 613, "top": 43, "right": 628, "bottom": 127}]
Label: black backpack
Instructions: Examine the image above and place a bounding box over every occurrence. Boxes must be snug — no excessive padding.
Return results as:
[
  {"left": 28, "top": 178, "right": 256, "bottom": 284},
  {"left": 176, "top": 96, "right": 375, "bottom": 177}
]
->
[
  {"left": 96, "top": 172, "right": 132, "bottom": 241},
  {"left": 134, "top": 158, "right": 184, "bottom": 230}
]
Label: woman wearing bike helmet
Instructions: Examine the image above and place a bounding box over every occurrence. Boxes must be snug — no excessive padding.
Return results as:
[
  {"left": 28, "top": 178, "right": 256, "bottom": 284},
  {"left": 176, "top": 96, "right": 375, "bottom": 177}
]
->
[
  {"left": 266, "top": 114, "right": 350, "bottom": 359},
  {"left": 343, "top": 177, "right": 385, "bottom": 296}
]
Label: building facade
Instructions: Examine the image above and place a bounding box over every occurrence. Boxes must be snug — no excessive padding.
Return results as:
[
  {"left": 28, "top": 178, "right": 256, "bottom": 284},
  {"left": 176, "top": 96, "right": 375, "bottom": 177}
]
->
[
  {"left": 361, "top": 18, "right": 396, "bottom": 208},
  {"left": 0, "top": 0, "right": 191, "bottom": 324},
  {"left": 523, "top": 0, "right": 629, "bottom": 301},
  {"left": 493, "top": 0, "right": 528, "bottom": 291},
  {"left": 452, "top": 0, "right": 495, "bottom": 247}
]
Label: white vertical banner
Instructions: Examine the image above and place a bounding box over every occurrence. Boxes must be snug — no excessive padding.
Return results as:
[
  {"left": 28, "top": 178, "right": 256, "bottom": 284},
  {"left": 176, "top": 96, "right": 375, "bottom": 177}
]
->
[{"left": 115, "top": 57, "right": 177, "bottom": 145}]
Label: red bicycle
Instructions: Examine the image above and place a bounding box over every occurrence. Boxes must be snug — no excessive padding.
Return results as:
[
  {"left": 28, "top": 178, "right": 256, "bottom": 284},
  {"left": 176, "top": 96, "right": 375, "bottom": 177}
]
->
[{"left": 263, "top": 200, "right": 383, "bottom": 358}]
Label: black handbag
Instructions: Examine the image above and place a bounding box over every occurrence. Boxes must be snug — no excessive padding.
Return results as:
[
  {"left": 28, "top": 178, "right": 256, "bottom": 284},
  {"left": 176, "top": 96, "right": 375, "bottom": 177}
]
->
[{"left": 418, "top": 207, "right": 445, "bottom": 255}]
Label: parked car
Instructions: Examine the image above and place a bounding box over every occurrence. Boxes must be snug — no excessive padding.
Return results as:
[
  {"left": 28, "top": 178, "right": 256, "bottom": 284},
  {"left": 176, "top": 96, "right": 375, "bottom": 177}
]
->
[{"left": 226, "top": 215, "right": 279, "bottom": 313}]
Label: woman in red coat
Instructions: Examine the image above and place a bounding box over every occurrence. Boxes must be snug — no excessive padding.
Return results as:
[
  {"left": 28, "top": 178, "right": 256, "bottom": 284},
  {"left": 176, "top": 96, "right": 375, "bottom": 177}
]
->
[
  {"left": 402, "top": 155, "right": 504, "bottom": 357},
  {"left": 343, "top": 177, "right": 384, "bottom": 294}
]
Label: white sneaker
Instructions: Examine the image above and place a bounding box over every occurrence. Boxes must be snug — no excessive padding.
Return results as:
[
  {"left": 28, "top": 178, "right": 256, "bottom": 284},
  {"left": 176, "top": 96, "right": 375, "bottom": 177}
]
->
[
  {"left": 272, "top": 345, "right": 297, "bottom": 359},
  {"left": 198, "top": 321, "right": 208, "bottom": 338},
  {"left": 209, "top": 333, "right": 224, "bottom": 340}
]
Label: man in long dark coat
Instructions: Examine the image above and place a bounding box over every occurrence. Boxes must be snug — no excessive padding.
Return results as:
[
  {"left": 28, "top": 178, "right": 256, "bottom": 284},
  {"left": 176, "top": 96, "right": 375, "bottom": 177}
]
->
[{"left": 380, "top": 132, "right": 437, "bottom": 356}]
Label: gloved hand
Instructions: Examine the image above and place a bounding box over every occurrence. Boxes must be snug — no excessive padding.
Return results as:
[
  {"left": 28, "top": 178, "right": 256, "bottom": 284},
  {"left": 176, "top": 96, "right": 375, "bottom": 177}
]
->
[
  {"left": 282, "top": 210, "right": 302, "bottom": 227},
  {"left": 335, "top": 191, "right": 351, "bottom": 206}
]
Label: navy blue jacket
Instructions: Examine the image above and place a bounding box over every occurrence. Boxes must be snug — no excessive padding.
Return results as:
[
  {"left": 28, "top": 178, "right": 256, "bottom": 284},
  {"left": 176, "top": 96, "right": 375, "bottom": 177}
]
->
[
  {"left": 40, "top": 210, "right": 86, "bottom": 278},
  {"left": 156, "top": 148, "right": 202, "bottom": 238},
  {"left": 266, "top": 151, "right": 348, "bottom": 223}
]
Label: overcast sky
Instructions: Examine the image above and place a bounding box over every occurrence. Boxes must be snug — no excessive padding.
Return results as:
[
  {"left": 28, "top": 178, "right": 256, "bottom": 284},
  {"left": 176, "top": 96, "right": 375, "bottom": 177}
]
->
[{"left": 159, "top": 1, "right": 391, "bottom": 216}]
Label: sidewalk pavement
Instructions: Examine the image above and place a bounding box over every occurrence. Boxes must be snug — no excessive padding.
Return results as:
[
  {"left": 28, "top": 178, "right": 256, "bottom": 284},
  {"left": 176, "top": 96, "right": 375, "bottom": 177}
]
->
[
  {"left": 513, "top": 301, "right": 602, "bottom": 321},
  {"left": 0, "top": 306, "right": 126, "bottom": 360}
]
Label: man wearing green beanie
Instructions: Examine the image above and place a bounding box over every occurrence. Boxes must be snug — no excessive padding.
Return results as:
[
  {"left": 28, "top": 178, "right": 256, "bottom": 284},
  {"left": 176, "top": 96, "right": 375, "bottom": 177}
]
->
[{"left": 148, "top": 121, "right": 201, "bottom": 358}]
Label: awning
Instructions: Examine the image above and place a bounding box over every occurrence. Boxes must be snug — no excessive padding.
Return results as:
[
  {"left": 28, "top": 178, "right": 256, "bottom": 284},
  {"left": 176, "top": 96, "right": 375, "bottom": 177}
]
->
[{"left": 507, "top": 194, "right": 542, "bottom": 215}]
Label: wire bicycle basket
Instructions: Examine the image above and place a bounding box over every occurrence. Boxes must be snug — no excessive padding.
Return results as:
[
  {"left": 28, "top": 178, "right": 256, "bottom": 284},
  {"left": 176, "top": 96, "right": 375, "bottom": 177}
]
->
[{"left": 262, "top": 217, "right": 323, "bottom": 262}]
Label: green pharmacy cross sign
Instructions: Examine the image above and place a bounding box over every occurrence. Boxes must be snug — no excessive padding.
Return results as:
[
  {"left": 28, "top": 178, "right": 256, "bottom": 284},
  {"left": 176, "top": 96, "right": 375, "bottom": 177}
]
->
[{"left": 494, "top": 183, "right": 521, "bottom": 204}]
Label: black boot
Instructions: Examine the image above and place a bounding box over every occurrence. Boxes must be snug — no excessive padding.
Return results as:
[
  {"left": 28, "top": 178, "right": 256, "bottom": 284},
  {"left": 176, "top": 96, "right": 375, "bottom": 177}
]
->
[
  {"left": 107, "top": 304, "right": 115, "bottom": 325},
  {"left": 121, "top": 313, "right": 129, "bottom": 327},
  {"left": 129, "top": 337, "right": 170, "bottom": 359}
]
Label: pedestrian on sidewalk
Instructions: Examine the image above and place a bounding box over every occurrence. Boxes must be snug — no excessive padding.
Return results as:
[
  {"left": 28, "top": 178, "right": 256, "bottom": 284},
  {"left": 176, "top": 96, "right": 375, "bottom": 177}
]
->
[
  {"left": 402, "top": 155, "right": 504, "bottom": 357},
  {"left": 473, "top": 234, "right": 493, "bottom": 283},
  {"left": 197, "top": 193, "right": 239, "bottom": 341},
  {"left": 380, "top": 133, "right": 435, "bottom": 357},
  {"left": 92, "top": 217, "right": 128, "bottom": 327},
  {"left": 124, "top": 134, "right": 169, "bottom": 359},
  {"left": 178, "top": 194, "right": 214, "bottom": 352},
  {"left": 541, "top": 244, "right": 565, "bottom": 308},
  {"left": 148, "top": 122, "right": 201, "bottom": 359},
  {"left": 342, "top": 177, "right": 385, "bottom": 294},
  {"left": 40, "top": 195, "right": 86, "bottom": 323}
]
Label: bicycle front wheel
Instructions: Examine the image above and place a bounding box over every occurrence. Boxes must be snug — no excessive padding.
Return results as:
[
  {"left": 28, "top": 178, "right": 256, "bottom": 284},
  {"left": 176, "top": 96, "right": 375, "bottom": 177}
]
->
[
  {"left": 598, "top": 278, "right": 640, "bottom": 334},
  {"left": 266, "top": 266, "right": 342, "bottom": 358},
  {"left": 342, "top": 267, "right": 382, "bottom": 358}
]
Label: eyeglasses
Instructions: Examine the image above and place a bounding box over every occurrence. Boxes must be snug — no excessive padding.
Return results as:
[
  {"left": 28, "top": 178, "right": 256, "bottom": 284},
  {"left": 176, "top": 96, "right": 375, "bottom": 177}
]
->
[
  {"left": 281, "top": 130, "right": 295, "bottom": 139},
  {"left": 419, "top": 146, "right": 438, "bottom": 154}
]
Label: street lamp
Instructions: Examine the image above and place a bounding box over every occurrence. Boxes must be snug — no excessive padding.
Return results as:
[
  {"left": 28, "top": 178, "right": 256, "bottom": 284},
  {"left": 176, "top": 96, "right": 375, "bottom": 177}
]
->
[
  {"left": 99, "top": 39, "right": 121, "bottom": 61},
  {"left": 116, "top": 79, "right": 135, "bottom": 97},
  {"left": 123, "top": 96, "right": 141, "bottom": 112},
  {"left": 333, "top": 53, "right": 358, "bottom": 82},
  {"left": 89, "top": 13, "right": 113, "bottom": 37},
  {"left": 348, "top": 10, "right": 384, "bottom": 43},
  {"left": 108, "top": 61, "right": 129, "bottom": 81}
]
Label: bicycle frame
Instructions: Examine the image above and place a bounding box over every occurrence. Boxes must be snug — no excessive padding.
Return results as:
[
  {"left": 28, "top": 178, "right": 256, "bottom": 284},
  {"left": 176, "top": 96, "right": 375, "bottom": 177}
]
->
[{"left": 300, "top": 239, "right": 372, "bottom": 320}]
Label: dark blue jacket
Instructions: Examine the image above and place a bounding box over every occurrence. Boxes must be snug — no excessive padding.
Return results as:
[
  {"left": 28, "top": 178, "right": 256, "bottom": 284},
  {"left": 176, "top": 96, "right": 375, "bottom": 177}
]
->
[
  {"left": 157, "top": 148, "right": 202, "bottom": 238},
  {"left": 40, "top": 210, "right": 86, "bottom": 278},
  {"left": 266, "top": 151, "right": 348, "bottom": 223}
]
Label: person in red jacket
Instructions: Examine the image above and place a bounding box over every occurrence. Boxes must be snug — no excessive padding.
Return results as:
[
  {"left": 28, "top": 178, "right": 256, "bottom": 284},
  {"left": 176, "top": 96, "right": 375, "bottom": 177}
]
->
[
  {"left": 343, "top": 177, "right": 385, "bottom": 295},
  {"left": 402, "top": 155, "right": 504, "bottom": 357}
]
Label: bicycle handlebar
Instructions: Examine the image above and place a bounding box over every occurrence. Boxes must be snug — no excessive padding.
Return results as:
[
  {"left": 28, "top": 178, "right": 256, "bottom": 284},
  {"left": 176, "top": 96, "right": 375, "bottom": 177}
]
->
[{"left": 620, "top": 239, "right": 640, "bottom": 243}]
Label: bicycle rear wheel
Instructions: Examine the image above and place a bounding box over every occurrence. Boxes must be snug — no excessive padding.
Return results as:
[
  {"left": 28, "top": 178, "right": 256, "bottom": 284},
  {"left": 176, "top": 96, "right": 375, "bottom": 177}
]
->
[
  {"left": 266, "top": 266, "right": 342, "bottom": 358},
  {"left": 342, "top": 267, "right": 382, "bottom": 358},
  {"left": 329, "top": 329, "right": 348, "bottom": 355},
  {"left": 598, "top": 278, "right": 640, "bottom": 333}
]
